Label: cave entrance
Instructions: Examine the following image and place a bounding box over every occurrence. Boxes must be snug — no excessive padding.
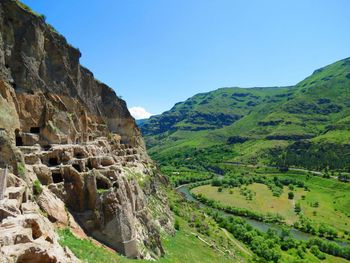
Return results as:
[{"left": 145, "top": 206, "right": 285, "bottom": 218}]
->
[
  {"left": 72, "top": 163, "right": 82, "bottom": 172},
  {"left": 48, "top": 157, "right": 59, "bottom": 166},
  {"left": 75, "top": 152, "right": 84, "bottom": 159},
  {"left": 15, "top": 136, "right": 23, "bottom": 146},
  {"left": 52, "top": 171, "right": 63, "bottom": 183},
  {"left": 30, "top": 127, "right": 40, "bottom": 134},
  {"left": 113, "top": 181, "right": 119, "bottom": 189},
  {"left": 15, "top": 129, "right": 23, "bottom": 146},
  {"left": 96, "top": 177, "right": 109, "bottom": 190},
  {"left": 86, "top": 160, "right": 93, "bottom": 170}
]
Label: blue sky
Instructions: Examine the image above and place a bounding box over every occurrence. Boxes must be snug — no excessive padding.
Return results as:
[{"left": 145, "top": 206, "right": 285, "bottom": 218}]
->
[{"left": 21, "top": 0, "right": 350, "bottom": 118}]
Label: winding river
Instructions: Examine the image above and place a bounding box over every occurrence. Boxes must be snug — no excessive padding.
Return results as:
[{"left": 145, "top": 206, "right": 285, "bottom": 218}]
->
[{"left": 176, "top": 184, "right": 349, "bottom": 247}]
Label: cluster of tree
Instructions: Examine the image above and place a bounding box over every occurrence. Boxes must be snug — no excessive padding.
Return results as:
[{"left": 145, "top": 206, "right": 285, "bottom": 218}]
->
[
  {"left": 211, "top": 213, "right": 283, "bottom": 262},
  {"left": 211, "top": 174, "right": 305, "bottom": 197},
  {"left": 239, "top": 186, "right": 255, "bottom": 200},
  {"left": 161, "top": 166, "right": 214, "bottom": 187},
  {"left": 269, "top": 176, "right": 306, "bottom": 197},
  {"left": 307, "top": 238, "right": 350, "bottom": 260},
  {"left": 155, "top": 144, "right": 234, "bottom": 170},
  {"left": 205, "top": 208, "right": 350, "bottom": 262},
  {"left": 193, "top": 193, "right": 285, "bottom": 224},
  {"left": 294, "top": 215, "right": 338, "bottom": 239},
  {"left": 338, "top": 174, "right": 350, "bottom": 182},
  {"left": 271, "top": 141, "right": 350, "bottom": 171},
  {"left": 170, "top": 173, "right": 213, "bottom": 187}
]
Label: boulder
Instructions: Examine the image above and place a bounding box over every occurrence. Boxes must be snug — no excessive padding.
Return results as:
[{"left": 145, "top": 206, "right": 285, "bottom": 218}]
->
[
  {"left": 32, "top": 165, "right": 53, "bottom": 185},
  {"left": 37, "top": 188, "right": 68, "bottom": 225}
]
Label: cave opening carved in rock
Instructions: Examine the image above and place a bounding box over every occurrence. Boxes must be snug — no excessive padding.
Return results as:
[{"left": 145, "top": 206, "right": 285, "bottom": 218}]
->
[
  {"left": 15, "top": 129, "right": 23, "bottom": 146},
  {"left": 30, "top": 127, "right": 40, "bottom": 134},
  {"left": 48, "top": 157, "right": 59, "bottom": 166},
  {"left": 52, "top": 171, "right": 64, "bottom": 183},
  {"left": 96, "top": 177, "right": 109, "bottom": 190},
  {"left": 75, "top": 152, "right": 84, "bottom": 159},
  {"left": 72, "top": 163, "right": 82, "bottom": 172}
]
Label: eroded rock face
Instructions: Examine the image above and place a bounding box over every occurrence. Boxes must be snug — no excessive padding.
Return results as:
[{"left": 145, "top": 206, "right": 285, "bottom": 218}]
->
[
  {"left": 26, "top": 138, "right": 171, "bottom": 259},
  {"left": 0, "top": 0, "right": 144, "bottom": 148},
  {"left": 0, "top": 174, "right": 79, "bottom": 263},
  {"left": 0, "top": 0, "right": 173, "bottom": 260}
]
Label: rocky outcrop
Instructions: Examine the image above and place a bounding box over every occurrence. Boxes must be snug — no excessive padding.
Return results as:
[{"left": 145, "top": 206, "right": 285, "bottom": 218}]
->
[
  {"left": 0, "top": 0, "right": 173, "bottom": 260},
  {"left": 0, "top": 172, "right": 79, "bottom": 262},
  {"left": 0, "top": 0, "right": 143, "bottom": 148}
]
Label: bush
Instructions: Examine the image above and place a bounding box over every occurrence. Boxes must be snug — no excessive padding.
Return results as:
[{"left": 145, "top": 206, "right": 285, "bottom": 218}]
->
[
  {"left": 174, "top": 219, "right": 180, "bottom": 230},
  {"left": 17, "top": 162, "right": 25, "bottom": 177},
  {"left": 288, "top": 191, "right": 294, "bottom": 199},
  {"left": 294, "top": 203, "right": 301, "bottom": 213},
  {"left": 33, "top": 180, "right": 43, "bottom": 196},
  {"left": 310, "top": 245, "right": 326, "bottom": 260}
]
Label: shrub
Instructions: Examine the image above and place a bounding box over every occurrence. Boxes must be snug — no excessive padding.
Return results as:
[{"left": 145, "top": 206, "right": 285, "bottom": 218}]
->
[
  {"left": 288, "top": 191, "right": 294, "bottom": 199},
  {"left": 17, "top": 162, "right": 25, "bottom": 177},
  {"left": 33, "top": 180, "right": 43, "bottom": 196},
  {"left": 310, "top": 245, "right": 326, "bottom": 260},
  {"left": 174, "top": 219, "right": 180, "bottom": 230}
]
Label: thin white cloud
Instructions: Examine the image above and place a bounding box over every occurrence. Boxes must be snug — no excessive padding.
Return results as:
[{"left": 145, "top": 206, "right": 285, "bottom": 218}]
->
[{"left": 129, "top": 106, "right": 153, "bottom": 120}]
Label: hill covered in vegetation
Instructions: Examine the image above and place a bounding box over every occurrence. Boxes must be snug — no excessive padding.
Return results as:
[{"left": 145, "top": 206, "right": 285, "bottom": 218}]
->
[{"left": 140, "top": 57, "right": 350, "bottom": 171}]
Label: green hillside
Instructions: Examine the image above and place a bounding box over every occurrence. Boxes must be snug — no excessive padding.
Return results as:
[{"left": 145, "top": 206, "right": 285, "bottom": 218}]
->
[{"left": 141, "top": 57, "right": 350, "bottom": 171}]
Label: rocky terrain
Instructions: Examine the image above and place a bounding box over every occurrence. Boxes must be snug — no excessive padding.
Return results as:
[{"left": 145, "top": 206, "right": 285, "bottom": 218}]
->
[{"left": 0, "top": 0, "right": 173, "bottom": 261}]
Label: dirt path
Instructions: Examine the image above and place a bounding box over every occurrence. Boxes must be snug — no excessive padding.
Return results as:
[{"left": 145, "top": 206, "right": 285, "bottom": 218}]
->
[{"left": 221, "top": 228, "right": 252, "bottom": 257}]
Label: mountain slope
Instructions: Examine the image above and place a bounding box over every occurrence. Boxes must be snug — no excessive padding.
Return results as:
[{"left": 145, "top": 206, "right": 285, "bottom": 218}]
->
[{"left": 141, "top": 57, "right": 350, "bottom": 170}]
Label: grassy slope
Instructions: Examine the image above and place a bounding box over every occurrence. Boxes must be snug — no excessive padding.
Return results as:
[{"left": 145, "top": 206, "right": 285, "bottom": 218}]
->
[
  {"left": 141, "top": 57, "right": 350, "bottom": 170},
  {"left": 58, "top": 222, "right": 237, "bottom": 263},
  {"left": 58, "top": 188, "right": 250, "bottom": 263},
  {"left": 142, "top": 87, "right": 292, "bottom": 152}
]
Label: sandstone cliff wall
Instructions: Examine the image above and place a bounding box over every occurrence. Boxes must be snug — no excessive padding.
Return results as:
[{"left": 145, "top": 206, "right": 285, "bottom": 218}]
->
[
  {"left": 0, "top": 0, "right": 142, "bottom": 148},
  {"left": 0, "top": 0, "right": 173, "bottom": 261}
]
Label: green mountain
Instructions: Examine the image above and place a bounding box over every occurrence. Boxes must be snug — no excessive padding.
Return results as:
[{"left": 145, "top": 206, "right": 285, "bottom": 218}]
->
[{"left": 141, "top": 57, "right": 350, "bottom": 171}]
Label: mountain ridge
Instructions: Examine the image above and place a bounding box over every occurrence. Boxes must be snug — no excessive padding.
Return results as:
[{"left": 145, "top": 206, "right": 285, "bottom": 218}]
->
[{"left": 141, "top": 57, "right": 350, "bottom": 171}]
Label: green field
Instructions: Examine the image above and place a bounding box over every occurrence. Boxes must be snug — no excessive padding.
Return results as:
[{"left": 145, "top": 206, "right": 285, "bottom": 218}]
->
[
  {"left": 191, "top": 172, "right": 350, "bottom": 235},
  {"left": 192, "top": 183, "right": 304, "bottom": 224},
  {"left": 270, "top": 173, "right": 350, "bottom": 234}
]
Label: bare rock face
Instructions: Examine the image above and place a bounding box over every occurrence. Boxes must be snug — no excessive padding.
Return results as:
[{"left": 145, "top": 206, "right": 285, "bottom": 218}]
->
[
  {"left": 0, "top": 0, "right": 173, "bottom": 260},
  {"left": 0, "top": 0, "right": 144, "bottom": 148},
  {"left": 0, "top": 174, "right": 79, "bottom": 263}
]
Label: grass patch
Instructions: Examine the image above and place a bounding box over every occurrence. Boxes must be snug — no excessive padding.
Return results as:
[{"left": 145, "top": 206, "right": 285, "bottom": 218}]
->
[
  {"left": 58, "top": 216, "right": 241, "bottom": 263},
  {"left": 58, "top": 228, "right": 123, "bottom": 263}
]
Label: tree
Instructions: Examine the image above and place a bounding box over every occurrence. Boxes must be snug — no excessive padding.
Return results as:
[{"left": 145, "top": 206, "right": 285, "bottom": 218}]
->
[
  {"left": 310, "top": 245, "right": 326, "bottom": 260},
  {"left": 288, "top": 191, "right": 294, "bottom": 199},
  {"left": 280, "top": 226, "right": 291, "bottom": 240},
  {"left": 174, "top": 219, "right": 180, "bottom": 230}
]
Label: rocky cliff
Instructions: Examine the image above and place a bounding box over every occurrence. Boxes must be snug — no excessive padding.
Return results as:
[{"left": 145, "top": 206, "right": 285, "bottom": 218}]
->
[{"left": 0, "top": 0, "right": 173, "bottom": 261}]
